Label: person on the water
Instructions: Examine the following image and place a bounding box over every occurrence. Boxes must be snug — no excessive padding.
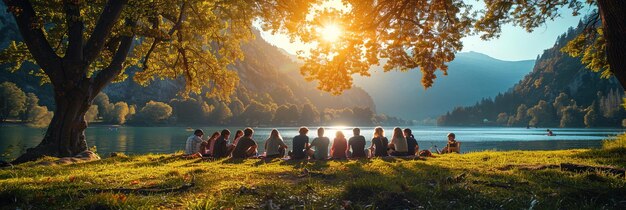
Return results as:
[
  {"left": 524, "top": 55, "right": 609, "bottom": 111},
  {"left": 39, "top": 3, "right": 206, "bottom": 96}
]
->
[{"left": 547, "top": 129, "right": 555, "bottom": 136}]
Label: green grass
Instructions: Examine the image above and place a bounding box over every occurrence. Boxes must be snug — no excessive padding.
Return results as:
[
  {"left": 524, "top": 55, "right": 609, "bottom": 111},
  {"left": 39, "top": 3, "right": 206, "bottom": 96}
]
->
[{"left": 2, "top": 136, "right": 626, "bottom": 209}]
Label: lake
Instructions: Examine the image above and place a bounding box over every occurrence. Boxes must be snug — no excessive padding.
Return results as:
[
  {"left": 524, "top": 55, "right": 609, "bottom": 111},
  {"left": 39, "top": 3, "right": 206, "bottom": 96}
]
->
[{"left": 0, "top": 125, "right": 623, "bottom": 161}]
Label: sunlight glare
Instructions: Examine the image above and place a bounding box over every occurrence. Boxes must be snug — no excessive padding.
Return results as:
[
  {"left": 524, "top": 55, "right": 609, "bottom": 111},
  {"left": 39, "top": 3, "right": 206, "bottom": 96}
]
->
[{"left": 320, "top": 23, "right": 342, "bottom": 42}]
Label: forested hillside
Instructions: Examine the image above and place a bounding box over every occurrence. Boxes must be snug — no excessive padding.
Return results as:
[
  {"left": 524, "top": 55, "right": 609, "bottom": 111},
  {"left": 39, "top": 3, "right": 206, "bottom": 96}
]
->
[{"left": 438, "top": 21, "right": 625, "bottom": 127}]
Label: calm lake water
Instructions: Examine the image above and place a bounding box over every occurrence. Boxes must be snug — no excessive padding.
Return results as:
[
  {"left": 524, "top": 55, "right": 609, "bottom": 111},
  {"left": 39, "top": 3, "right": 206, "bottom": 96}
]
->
[{"left": 0, "top": 125, "right": 623, "bottom": 160}]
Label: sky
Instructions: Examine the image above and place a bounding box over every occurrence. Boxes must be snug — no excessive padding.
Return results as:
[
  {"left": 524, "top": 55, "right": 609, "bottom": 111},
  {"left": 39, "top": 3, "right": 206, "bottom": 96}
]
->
[{"left": 258, "top": 1, "right": 590, "bottom": 61}]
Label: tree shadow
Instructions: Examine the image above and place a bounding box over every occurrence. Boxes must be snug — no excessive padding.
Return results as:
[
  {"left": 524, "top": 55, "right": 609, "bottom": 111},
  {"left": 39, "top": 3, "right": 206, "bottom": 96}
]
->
[
  {"left": 279, "top": 159, "right": 309, "bottom": 169},
  {"left": 221, "top": 158, "right": 245, "bottom": 164},
  {"left": 571, "top": 147, "right": 626, "bottom": 168}
]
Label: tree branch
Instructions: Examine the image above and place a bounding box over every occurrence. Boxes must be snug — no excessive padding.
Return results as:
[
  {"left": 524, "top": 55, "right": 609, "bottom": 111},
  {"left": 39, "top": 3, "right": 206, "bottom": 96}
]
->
[
  {"left": 92, "top": 21, "right": 135, "bottom": 95},
  {"left": 63, "top": 0, "right": 84, "bottom": 65},
  {"left": 143, "top": 2, "right": 187, "bottom": 71},
  {"left": 83, "top": 0, "right": 128, "bottom": 66},
  {"left": 4, "top": 0, "right": 61, "bottom": 80}
]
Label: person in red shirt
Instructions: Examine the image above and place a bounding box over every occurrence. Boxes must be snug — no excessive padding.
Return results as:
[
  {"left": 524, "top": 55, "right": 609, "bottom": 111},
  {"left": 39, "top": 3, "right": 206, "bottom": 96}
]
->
[{"left": 330, "top": 131, "right": 348, "bottom": 159}]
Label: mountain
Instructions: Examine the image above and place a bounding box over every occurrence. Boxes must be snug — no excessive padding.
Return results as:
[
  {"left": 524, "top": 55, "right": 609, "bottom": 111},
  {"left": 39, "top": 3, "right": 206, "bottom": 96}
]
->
[
  {"left": 437, "top": 23, "right": 625, "bottom": 127},
  {"left": 353, "top": 51, "right": 535, "bottom": 120}
]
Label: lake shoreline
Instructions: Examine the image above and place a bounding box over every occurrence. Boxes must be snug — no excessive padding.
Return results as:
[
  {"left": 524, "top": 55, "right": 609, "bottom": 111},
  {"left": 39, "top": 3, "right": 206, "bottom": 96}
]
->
[{"left": 1, "top": 126, "right": 623, "bottom": 161}]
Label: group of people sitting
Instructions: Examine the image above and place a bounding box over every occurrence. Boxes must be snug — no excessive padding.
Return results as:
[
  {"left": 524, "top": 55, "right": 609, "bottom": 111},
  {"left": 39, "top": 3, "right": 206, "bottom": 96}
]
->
[{"left": 184, "top": 126, "right": 461, "bottom": 160}]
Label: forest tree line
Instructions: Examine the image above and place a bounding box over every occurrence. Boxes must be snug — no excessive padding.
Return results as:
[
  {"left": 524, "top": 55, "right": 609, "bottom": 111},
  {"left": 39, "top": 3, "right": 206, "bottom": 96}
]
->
[
  {"left": 1, "top": 81, "right": 410, "bottom": 127},
  {"left": 438, "top": 90, "right": 625, "bottom": 128}
]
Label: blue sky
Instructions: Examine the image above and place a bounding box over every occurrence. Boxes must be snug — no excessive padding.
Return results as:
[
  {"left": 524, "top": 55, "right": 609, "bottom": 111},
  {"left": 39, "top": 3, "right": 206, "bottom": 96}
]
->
[{"left": 259, "top": 2, "right": 589, "bottom": 61}]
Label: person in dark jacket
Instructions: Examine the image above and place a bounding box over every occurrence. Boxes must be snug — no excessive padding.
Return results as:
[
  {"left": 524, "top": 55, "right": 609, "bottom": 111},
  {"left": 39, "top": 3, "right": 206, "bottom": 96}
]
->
[
  {"left": 404, "top": 128, "right": 419, "bottom": 156},
  {"left": 369, "top": 126, "right": 388, "bottom": 157},
  {"left": 348, "top": 128, "right": 367, "bottom": 158},
  {"left": 289, "top": 127, "right": 310, "bottom": 159},
  {"left": 213, "top": 129, "right": 232, "bottom": 158}
]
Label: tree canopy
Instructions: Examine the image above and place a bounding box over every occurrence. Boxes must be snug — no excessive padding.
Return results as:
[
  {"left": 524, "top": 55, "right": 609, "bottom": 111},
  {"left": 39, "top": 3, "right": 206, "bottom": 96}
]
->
[{"left": 1, "top": 0, "right": 619, "bottom": 97}]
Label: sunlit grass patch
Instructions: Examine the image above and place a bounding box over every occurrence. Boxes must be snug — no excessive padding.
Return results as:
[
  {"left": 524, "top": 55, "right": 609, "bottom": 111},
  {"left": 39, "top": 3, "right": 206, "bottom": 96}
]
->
[{"left": 1, "top": 144, "right": 626, "bottom": 209}]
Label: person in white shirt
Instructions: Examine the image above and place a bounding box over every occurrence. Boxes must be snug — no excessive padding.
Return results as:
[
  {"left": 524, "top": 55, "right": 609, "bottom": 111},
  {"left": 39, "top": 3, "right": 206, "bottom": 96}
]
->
[
  {"left": 185, "top": 129, "right": 204, "bottom": 157},
  {"left": 388, "top": 127, "right": 408, "bottom": 156},
  {"left": 264, "top": 129, "right": 288, "bottom": 158}
]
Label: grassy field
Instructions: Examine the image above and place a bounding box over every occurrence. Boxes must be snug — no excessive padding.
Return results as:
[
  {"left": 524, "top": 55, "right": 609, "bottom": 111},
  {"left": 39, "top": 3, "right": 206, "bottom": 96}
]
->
[{"left": 1, "top": 137, "right": 626, "bottom": 209}]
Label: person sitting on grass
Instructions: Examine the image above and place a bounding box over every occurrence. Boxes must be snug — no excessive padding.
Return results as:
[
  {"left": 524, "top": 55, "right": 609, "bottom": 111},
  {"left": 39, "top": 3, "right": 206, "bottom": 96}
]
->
[
  {"left": 440, "top": 133, "right": 461, "bottom": 154},
  {"left": 388, "top": 127, "right": 409, "bottom": 156},
  {"left": 227, "top": 130, "right": 244, "bottom": 156},
  {"left": 232, "top": 127, "right": 258, "bottom": 159},
  {"left": 404, "top": 128, "right": 419, "bottom": 156},
  {"left": 289, "top": 127, "right": 310, "bottom": 160},
  {"left": 264, "top": 129, "right": 288, "bottom": 158},
  {"left": 201, "top": 132, "right": 220, "bottom": 157},
  {"left": 370, "top": 126, "right": 389, "bottom": 157},
  {"left": 348, "top": 128, "right": 367, "bottom": 158},
  {"left": 232, "top": 130, "right": 244, "bottom": 145},
  {"left": 213, "top": 129, "right": 232, "bottom": 158},
  {"left": 308, "top": 127, "right": 330, "bottom": 160},
  {"left": 185, "top": 129, "right": 204, "bottom": 157},
  {"left": 207, "top": 131, "right": 220, "bottom": 156},
  {"left": 330, "top": 131, "right": 348, "bottom": 159}
]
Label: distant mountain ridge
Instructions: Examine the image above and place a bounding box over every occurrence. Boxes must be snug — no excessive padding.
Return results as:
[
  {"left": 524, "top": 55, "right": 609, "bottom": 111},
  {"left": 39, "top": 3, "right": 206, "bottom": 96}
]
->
[
  {"left": 437, "top": 23, "right": 625, "bottom": 127},
  {"left": 352, "top": 51, "right": 536, "bottom": 120}
]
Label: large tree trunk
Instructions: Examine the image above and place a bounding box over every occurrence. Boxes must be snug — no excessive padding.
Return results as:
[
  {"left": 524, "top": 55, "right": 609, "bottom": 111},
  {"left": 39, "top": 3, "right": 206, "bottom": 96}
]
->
[
  {"left": 11, "top": 80, "right": 95, "bottom": 164},
  {"left": 597, "top": 0, "right": 626, "bottom": 89}
]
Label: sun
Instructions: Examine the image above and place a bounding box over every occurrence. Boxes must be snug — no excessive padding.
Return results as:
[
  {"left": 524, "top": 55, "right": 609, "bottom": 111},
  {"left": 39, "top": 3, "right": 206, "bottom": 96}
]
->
[{"left": 320, "top": 23, "right": 342, "bottom": 42}]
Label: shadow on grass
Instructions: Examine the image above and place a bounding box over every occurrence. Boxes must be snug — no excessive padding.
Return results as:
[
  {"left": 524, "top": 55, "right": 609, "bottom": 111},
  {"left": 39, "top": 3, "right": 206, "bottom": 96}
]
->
[
  {"left": 571, "top": 147, "right": 626, "bottom": 168},
  {"left": 334, "top": 160, "right": 626, "bottom": 209}
]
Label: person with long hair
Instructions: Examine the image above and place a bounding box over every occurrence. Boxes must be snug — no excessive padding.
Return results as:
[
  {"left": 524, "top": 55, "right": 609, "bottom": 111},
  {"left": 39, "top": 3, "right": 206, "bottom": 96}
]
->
[
  {"left": 232, "top": 128, "right": 258, "bottom": 158},
  {"left": 264, "top": 129, "right": 288, "bottom": 158},
  {"left": 348, "top": 128, "right": 367, "bottom": 158},
  {"left": 388, "top": 127, "right": 408, "bottom": 156},
  {"left": 369, "top": 127, "right": 388, "bottom": 157},
  {"left": 308, "top": 127, "right": 330, "bottom": 160},
  {"left": 202, "top": 131, "right": 220, "bottom": 157},
  {"left": 330, "top": 131, "right": 348, "bottom": 159},
  {"left": 232, "top": 130, "right": 244, "bottom": 145},
  {"left": 404, "top": 128, "right": 419, "bottom": 156},
  {"left": 226, "top": 129, "right": 244, "bottom": 157}
]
